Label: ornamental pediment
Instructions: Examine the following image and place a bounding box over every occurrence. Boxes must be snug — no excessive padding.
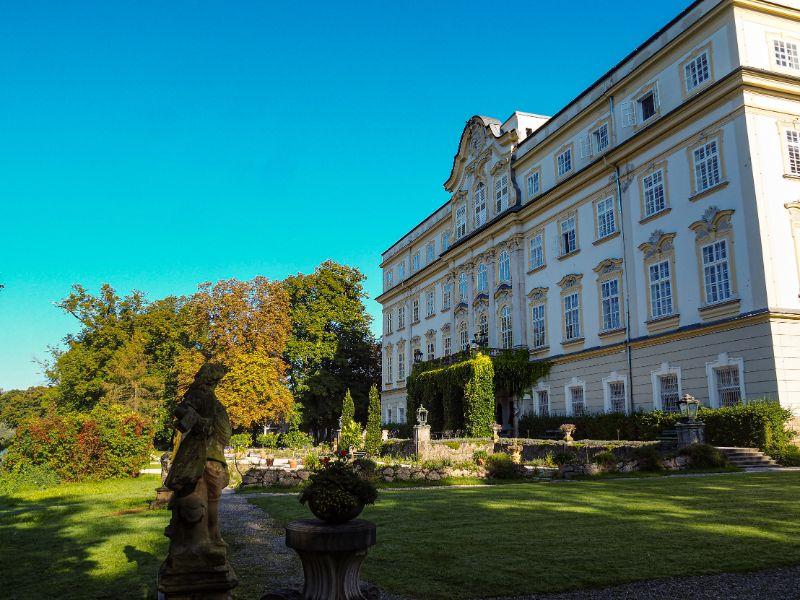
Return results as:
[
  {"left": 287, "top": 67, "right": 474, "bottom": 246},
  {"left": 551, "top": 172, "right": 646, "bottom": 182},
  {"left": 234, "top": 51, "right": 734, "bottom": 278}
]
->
[
  {"left": 638, "top": 230, "right": 676, "bottom": 259},
  {"left": 689, "top": 206, "right": 734, "bottom": 242},
  {"left": 527, "top": 286, "right": 548, "bottom": 302},
  {"left": 593, "top": 258, "right": 623, "bottom": 277},
  {"left": 445, "top": 116, "right": 505, "bottom": 192},
  {"left": 557, "top": 273, "right": 583, "bottom": 290}
]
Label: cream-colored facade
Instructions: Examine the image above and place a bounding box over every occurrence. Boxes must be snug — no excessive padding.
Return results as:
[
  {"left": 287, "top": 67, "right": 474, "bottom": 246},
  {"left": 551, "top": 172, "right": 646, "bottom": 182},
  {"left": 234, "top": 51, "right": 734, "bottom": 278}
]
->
[{"left": 377, "top": 0, "right": 800, "bottom": 429}]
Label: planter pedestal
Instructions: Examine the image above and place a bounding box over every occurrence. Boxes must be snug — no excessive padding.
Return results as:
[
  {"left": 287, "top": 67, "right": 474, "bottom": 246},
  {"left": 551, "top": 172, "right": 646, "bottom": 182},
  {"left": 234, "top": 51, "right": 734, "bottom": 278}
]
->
[
  {"left": 676, "top": 421, "right": 705, "bottom": 448},
  {"left": 262, "top": 519, "right": 378, "bottom": 600}
]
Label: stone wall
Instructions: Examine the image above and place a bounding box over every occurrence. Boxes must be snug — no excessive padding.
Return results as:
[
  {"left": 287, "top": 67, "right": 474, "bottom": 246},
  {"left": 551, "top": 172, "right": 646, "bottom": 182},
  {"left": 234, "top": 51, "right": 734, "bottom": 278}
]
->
[
  {"left": 420, "top": 439, "right": 494, "bottom": 461},
  {"left": 494, "top": 439, "right": 659, "bottom": 463},
  {"left": 241, "top": 467, "right": 311, "bottom": 488}
]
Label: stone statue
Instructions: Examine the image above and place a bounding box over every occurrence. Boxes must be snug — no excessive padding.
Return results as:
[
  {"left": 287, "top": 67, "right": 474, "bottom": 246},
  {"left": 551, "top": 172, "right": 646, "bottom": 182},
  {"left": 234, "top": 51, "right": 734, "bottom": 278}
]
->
[{"left": 158, "top": 362, "right": 238, "bottom": 599}]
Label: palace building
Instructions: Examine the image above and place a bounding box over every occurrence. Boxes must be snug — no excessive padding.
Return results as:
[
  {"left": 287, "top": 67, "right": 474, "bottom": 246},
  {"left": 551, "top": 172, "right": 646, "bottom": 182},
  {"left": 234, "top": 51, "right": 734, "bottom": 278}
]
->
[{"left": 377, "top": 0, "right": 800, "bottom": 431}]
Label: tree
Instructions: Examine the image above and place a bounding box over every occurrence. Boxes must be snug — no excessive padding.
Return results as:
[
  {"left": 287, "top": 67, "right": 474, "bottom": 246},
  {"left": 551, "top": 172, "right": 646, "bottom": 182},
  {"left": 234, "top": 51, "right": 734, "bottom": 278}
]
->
[
  {"left": 364, "top": 385, "right": 382, "bottom": 456},
  {"left": 283, "top": 261, "right": 380, "bottom": 435},
  {"left": 341, "top": 389, "right": 355, "bottom": 428},
  {"left": 0, "top": 386, "right": 54, "bottom": 427}
]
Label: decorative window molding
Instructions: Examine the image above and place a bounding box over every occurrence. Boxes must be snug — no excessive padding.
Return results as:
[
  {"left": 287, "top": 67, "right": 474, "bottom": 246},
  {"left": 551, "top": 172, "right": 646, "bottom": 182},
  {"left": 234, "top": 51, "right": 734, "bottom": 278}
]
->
[
  {"left": 528, "top": 288, "right": 548, "bottom": 350},
  {"left": 455, "top": 205, "right": 467, "bottom": 239},
  {"left": 397, "top": 305, "right": 406, "bottom": 330},
  {"left": 706, "top": 353, "right": 745, "bottom": 408},
  {"left": 397, "top": 346, "right": 406, "bottom": 381},
  {"left": 426, "top": 241, "right": 436, "bottom": 265},
  {"left": 778, "top": 122, "right": 800, "bottom": 177},
  {"left": 442, "top": 282, "right": 453, "bottom": 310},
  {"left": 639, "top": 161, "right": 670, "bottom": 222},
  {"left": 425, "top": 288, "right": 436, "bottom": 318},
  {"left": 557, "top": 211, "right": 579, "bottom": 257},
  {"left": 476, "top": 263, "right": 488, "bottom": 293},
  {"left": 499, "top": 305, "right": 513, "bottom": 349},
  {"left": 639, "top": 230, "right": 679, "bottom": 331},
  {"left": 565, "top": 377, "right": 586, "bottom": 416},
  {"left": 534, "top": 383, "right": 550, "bottom": 416},
  {"left": 650, "top": 362, "right": 682, "bottom": 412},
  {"left": 385, "top": 310, "right": 393, "bottom": 335},
  {"left": 498, "top": 250, "right": 512, "bottom": 283},
  {"left": 593, "top": 258, "right": 624, "bottom": 335},
  {"left": 441, "top": 231, "right": 451, "bottom": 252},
  {"left": 687, "top": 131, "right": 726, "bottom": 198},
  {"left": 476, "top": 312, "right": 489, "bottom": 343},
  {"left": 494, "top": 172, "right": 510, "bottom": 215},
  {"left": 680, "top": 43, "right": 713, "bottom": 97},
  {"left": 689, "top": 207, "right": 739, "bottom": 317},
  {"left": 458, "top": 321, "right": 469, "bottom": 353},
  {"left": 593, "top": 194, "right": 619, "bottom": 242},
  {"left": 602, "top": 371, "right": 629, "bottom": 414},
  {"left": 528, "top": 230, "right": 546, "bottom": 272},
  {"left": 634, "top": 81, "right": 660, "bottom": 127},
  {"left": 411, "top": 298, "right": 420, "bottom": 324},
  {"left": 474, "top": 182, "right": 487, "bottom": 228},
  {"left": 558, "top": 274, "right": 584, "bottom": 346}
]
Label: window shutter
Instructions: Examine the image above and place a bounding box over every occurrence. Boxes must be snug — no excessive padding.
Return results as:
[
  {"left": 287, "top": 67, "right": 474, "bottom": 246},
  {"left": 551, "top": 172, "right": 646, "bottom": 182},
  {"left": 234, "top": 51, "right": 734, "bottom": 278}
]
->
[{"left": 620, "top": 101, "right": 634, "bottom": 127}]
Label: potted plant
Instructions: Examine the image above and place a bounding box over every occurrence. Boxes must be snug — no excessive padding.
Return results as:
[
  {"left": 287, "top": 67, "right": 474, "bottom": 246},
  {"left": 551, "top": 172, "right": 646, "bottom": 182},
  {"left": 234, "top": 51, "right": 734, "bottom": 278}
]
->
[
  {"left": 299, "top": 450, "right": 378, "bottom": 524},
  {"left": 257, "top": 432, "right": 279, "bottom": 466},
  {"left": 282, "top": 428, "right": 312, "bottom": 469}
]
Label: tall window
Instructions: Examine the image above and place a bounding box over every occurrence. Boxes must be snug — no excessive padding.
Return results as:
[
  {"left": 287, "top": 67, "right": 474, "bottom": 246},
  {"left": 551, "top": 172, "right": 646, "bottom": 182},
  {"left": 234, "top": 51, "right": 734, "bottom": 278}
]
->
[
  {"left": 564, "top": 292, "right": 581, "bottom": 341},
  {"left": 474, "top": 183, "right": 487, "bottom": 227},
  {"left": 412, "top": 252, "right": 420, "bottom": 271},
  {"left": 693, "top": 140, "right": 721, "bottom": 192},
  {"left": 425, "top": 290, "right": 435, "bottom": 317},
  {"left": 537, "top": 390, "right": 550, "bottom": 416},
  {"left": 455, "top": 206, "right": 467, "bottom": 239},
  {"left": 643, "top": 169, "right": 666, "bottom": 217},
  {"left": 569, "top": 386, "right": 585, "bottom": 416},
  {"left": 441, "top": 232, "right": 451, "bottom": 252},
  {"left": 478, "top": 313, "right": 488, "bottom": 341},
  {"left": 412, "top": 298, "right": 420, "bottom": 323},
  {"left": 600, "top": 279, "right": 621, "bottom": 331},
  {"left": 398, "top": 262, "right": 406, "bottom": 280},
  {"left": 659, "top": 374, "right": 680, "bottom": 413},
  {"left": 398, "top": 352, "right": 405, "bottom": 380},
  {"left": 592, "top": 123, "right": 609, "bottom": 153},
  {"left": 442, "top": 283, "right": 452, "bottom": 310},
  {"left": 495, "top": 174, "right": 509, "bottom": 213},
  {"left": 443, "top": 336, "right": 452, "bottom": 356},
  {"left": 498, "top": 250, "right": 511, "bottom": 283},
  {"left": 385, "top": 312, "right": 393, "bottom": 334},
  {"left": 526, "top": 171, "right": 540, "bottom": 197},
  {"left": 596, "top": 197, "right": 616, "bottom": 239},
  {"left": 649, "top": 261, "right": 673, "bottom": 318},
  {"left": 684, "top": 51, "right": 710, "bottom": 91},
  {"left": 702, "top": 240, "right": 732, "bottom": 304},
  {"left": 529, "top": 234, "right": 544, "bottom": 270},
  {"left": 459, "top": 322, "right": 469, "bottom": 352},
  {"left": 531, "top": 303, "right": 546, "bottom": 348},
  {"left": 557, "top": 148, "right": 572, "bottom": 177},
  {"left": 386, "top": 270, "right": 393, "bottom": 288},
  {"left": 458, "top": 272, "right": 468, "bottom": 301},
  {"left": 715, "top": 366, "right": 742, "bottom": 407},
  {"left": 386, "top": 352, "right": 393, "bottom": 383},
  {"left": 560, "top": 216, "right": 577, "bottom": 255},
  {"left": 774, "top": 39, "right": 800, "bottom": 70},
  {"left": 787, "top": 130, "right": 800, "bottom": 175},
  {"left": 477, "top": 263, "right": 488, "bottom": 292},
  {"left": 608, "top": 381, "right": 626, "bottom": 413},
  {"left": 426, "top": 340, "right": 435, "bottom": 362},
  {"left": 426, "top": 241, "right": 435, "bottom": 264},
  {"left": 500, "top": 306, "right": 512, "bottom": 349},
  {"left": 397, "top": 305, "right": 406, "bottom": 329}
]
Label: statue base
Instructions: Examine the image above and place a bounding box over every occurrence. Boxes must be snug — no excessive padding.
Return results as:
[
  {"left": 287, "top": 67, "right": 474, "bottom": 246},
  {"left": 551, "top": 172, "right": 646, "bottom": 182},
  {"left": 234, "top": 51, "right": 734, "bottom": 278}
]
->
[
  {"left": 262, "top": 519, "right": 378, "bottom": 600},
  {"left": 676, "top": 421, "right": 706, "bottom": 448},
  {"left": 151, "top": 485, "right": 174, "bottom": 509},
  {"left": 157, "top": 562, "right": 238, "bottom": 600}
]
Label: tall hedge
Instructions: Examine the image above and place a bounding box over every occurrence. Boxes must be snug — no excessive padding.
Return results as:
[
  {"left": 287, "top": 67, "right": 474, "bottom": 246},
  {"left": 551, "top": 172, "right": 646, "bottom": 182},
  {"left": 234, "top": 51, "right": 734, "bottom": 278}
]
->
[
  {"left": 364, "top": 385, "right": 382, "bottom": 455},
  {"left": 463, "top": 354, "right": 495, "bottom": 437},
  {"left": 4, "top": 403, "right": 154, "bottom": 481}
]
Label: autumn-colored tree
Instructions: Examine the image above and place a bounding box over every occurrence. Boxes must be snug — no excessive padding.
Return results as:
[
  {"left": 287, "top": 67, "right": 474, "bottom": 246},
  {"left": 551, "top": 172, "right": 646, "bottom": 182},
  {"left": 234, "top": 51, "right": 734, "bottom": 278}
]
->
[{"left": 364, "top": 385, "right": 382, "bottom": 456}]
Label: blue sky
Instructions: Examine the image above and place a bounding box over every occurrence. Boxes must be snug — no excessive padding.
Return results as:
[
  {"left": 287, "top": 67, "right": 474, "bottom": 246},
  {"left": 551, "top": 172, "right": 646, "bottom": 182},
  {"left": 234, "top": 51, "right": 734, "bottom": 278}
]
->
[{"left": 1, "top": 0, "right": 689, "bottom": 390}]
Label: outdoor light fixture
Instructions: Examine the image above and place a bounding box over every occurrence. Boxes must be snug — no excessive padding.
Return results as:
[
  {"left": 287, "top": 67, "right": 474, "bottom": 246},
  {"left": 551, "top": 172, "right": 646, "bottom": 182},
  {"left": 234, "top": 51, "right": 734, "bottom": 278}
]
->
[
  {"left": 416, "top": 405, "right": 429, "bottom": 426},
  {"left": 679, "top": 394, "right": 700, "bottom": 421},
  {"left": 413, "top": 349, "right": 423, "bottom": 363}
]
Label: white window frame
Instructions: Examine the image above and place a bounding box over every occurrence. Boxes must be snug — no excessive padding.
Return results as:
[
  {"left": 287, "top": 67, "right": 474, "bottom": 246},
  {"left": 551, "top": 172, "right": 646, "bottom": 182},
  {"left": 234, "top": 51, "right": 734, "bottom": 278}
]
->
[
  {"left": 638, "top": 88, "right": 658, "bottom": 123},
  {"left": 557, "top": 148, "right": 572, "bottom": 177},
  {"left": 693, "top": 140, "right": 722, "bottom": 193},
  {"left": 426, "top": 241, "right": 435, "bottom": 264},
  {"left": 531, "top": 303, "right": 546, "bottom": 349},
  {"left": 773, "top": 38, "right": 800, "bottom": 71},
  {"left": 596, "top": 196, "right": 617, "bottom": 239},
  {"left": 441, "top": 231, "right": 451, "bottom": 252},
  {"left": 459, "top": 322, "right": 469, "bottom": 352},
  {"left": 425, "top": 289, "right": 435, "bottom": 317},
  {"left": 455, "top": 206, "right": 467, "bottom": 239},
  {"left": 397, "top": 351, "right": 405, "bottom": 381},
  {"left": 498, "top": 250, "right": 511, "bottom": 283},
  {"left": 701, "top": 239, "right": 732, "bottom": 305},
  {"left": 684, "top": 51, "right": 710, "bottom": 92},
  {"left": 458, "top": 272, "right": 468, "bottom": 301},
  {"left": 600, "top": 278, "right": 621, "bottom": 332},
  {"left": 477, "top": 263, "right": 488, "bottom": 292},
  {"left": 386, "top": 351, "right": 393, "bottom": 384},
  {"left": 426, "top": 340, "right": 435, "bottom": 362},
  {"left": 397, "top": 305, "right": 406, "bottom": 329},
  {"left": 443, "top": 336, "right": 452, "bottom": 356},
  {"left": 474, "top": 183, "right": 487, "bottom": 227},
  {"left": 442, "top": 283, "right": 452, "bottom": 310},
  {"left": 786, "top": 129, "right": 800, "bottom": 176},
  {"left": 602, "top": 372, "right": 629, "bottom": 414},
  {"left": 412, "top": 298, "right": 420, "bottom": 323},
  {"left": 706, "top": 353, "right": 745, "bottom": 409},
  {"left": 526, "top": 170, "right": 540, "bottom": 197},
  {"left": 529, "top": 233, "right": 544, "bottom": 271},
  {"left": 642, "top": 169, "right": 666, "bottom": 218},
  {"left": 412, "top": 252, "right": 420, "bottom": 272},
  {"left": 564, "top": 377, "right": 586, "bottom": 417},
  {"left": 386, "top": 269, "right": 393, "bottom": 288},
  {"left": 534, "top": 384, "right": 550, "bottom": 416},
  {"left": 500, "top": 305, "right": 513, "bottom": 349},
  {"left": 495, "top": 173, "right": 509, "bottom": 214},
  {"left": 478, "top": 313, "right": 489, "bottom": 341},
  {"left": 560, "top": 216, "right": 577, "bottom": 256},
  {"left": 650, "top": 362, "right": 682, "bottom": 412},
  {"left": 563, "top": 292, "right": 581, "bottom": 341},
  {"left": 398, "top": 262, "right": 406, "bottom": 280},
  {"left": 648, "top": 260, "right": 674, "bottom": 319},
  {"left": 592, "top": 123, "right": 609, "bottom": 154},
  {"left": 385, "top": 311, "right": 393, "bottom": 335}
]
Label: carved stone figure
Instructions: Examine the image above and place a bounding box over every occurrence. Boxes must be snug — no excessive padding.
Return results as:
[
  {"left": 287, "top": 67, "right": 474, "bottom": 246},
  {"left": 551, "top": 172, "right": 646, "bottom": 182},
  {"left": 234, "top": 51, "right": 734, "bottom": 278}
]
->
[{"left": 158, "top": 362, "right": 238, "bottom": 599}]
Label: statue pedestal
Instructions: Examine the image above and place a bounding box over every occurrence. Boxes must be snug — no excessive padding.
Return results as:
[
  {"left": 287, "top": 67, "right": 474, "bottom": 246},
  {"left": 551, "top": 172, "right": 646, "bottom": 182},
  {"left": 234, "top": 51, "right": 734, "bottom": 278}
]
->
[
  {"left": 263, "top": 519, "right": 378, "bottom": 600},
  {"left": 157, "top": 562, "right": 238, "bottom": 600},
  {"left": 676, "top": 421, "right": 706, "bottom": 448},
  {"left": 413, "top": 424, "right": 431, "bottom": 460}
]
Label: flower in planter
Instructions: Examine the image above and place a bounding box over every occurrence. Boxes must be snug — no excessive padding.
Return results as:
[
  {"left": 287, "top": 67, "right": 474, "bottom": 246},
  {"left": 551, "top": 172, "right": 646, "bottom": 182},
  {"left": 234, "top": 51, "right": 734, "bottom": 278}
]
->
[
  {"left": 299, "top": 449, "right": 378, "bottom": 524},
  {"left": 559, "top": 424, "right": 577, "bottom": 443}
]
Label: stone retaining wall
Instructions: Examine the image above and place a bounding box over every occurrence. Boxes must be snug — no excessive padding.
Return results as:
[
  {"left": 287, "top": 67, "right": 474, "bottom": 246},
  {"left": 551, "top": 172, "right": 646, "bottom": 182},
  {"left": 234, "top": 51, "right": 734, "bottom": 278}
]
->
[
  {"left": 241, "top": 467, "right": 311, "bottom": 488},
  {"left": 494, "top": 439, "right": 659, "bottom": 463}
]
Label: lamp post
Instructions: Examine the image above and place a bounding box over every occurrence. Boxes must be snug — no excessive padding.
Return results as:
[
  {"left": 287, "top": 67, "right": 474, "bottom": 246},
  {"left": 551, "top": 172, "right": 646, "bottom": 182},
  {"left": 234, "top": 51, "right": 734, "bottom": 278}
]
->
[
  {"left": 675, "top": 393, "right": 704, "bottom": 448},
  {"left": 416, "top": 405, "right": 429, "bottom": 426},
  {"left": 678, "top": 394, "right": 700, "bottom": 422}
]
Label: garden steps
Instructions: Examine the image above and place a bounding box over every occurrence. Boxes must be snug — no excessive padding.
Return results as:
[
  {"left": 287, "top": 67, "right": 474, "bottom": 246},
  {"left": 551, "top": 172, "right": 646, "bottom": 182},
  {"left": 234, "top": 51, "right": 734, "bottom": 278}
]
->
[{"left": 716, "top": 447, "right": 779, "bottom": 469}]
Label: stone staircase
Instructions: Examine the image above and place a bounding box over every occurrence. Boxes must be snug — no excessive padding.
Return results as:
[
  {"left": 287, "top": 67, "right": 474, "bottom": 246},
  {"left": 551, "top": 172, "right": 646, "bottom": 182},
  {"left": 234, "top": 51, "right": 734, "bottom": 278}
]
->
[{"left": 716, "top": 447, "right": 779, "bottom": 469}]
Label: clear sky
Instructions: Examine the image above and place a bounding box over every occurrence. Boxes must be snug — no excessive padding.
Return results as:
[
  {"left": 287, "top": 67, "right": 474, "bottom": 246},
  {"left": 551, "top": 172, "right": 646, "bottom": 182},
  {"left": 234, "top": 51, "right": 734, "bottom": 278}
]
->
[{"left": 1, "top": 0, "right": 689, "bottom": 390}]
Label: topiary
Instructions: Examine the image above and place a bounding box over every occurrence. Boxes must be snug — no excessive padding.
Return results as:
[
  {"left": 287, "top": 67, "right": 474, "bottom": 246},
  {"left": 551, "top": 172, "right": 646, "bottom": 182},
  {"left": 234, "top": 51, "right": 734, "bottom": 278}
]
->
[{"left": 364, "top": 385, "right": 382, "bottom": 456}]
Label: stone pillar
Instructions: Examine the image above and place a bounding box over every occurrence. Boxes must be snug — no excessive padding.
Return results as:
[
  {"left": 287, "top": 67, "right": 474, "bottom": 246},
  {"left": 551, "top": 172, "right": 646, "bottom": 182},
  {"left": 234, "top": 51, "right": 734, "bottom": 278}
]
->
[
  {"left": 263, "top": 519, "right": 378, "bottom": 600},
  {"left": 675, "top": 421, "right": 705, "bottom": 448},
  {"left": 413, "top": 424, "right": 431, "bottom": 460}
]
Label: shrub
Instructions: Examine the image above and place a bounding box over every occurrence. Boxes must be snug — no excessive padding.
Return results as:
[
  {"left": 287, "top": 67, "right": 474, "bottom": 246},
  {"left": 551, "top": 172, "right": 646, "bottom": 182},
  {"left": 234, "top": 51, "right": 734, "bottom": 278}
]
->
[
  {"left": 421, "top": 458, "right": 453, "bottom": 470},
  {"left": 633, "top": 445, "right": 663, "bottom": 472},
  {"left": 443, "top": 441, "right": 461, "bottom": 450},
  {"left": 679, "top": 443, "right": 727, "bottom": 469},
  {"left": 256, "top": 432, "right": 279, "bottom": 449},
  {"left": 229, "top": 433, "right": 252, "bottom": 452},
  {"left": 338, "top": 420, "right": 363, "bottom": 451},
  {"left": 527, "top": 452, "right": 557, "bottom": 468},
  {"left": 0, "top": 422, "right": 15, "bottom": 450},
  {"left": 775, "top": 444, "right": 800, "bottom": 467},
  {"left": 383, "top": 422, "right": 412, "bottom": 439},
  {"left": 364, "top": 385, "right": 382, "bottom": 456},
  {"left": 473, "top": 449, "right": 488, "bottom": 464},
  {"left": 592, "top": 450, "right": 617, "bottom": 467},
  {"left": 3, "top": 404, "right": 153, "bottom": 481},
  {"left": 552, "top": 451, "right": 574, "bottom": 466},
  {"left": 486, "top": 453, "right": 518, "bottom": 479},
  {"left": 281, "top": 429, "right": 313, "bottom": 451},
  {"left": 0, "top": 464, "right": 61, "bottom": 494},
  {"left": 304, "top": 452, "right": 322, "bottom": 471},
  {"left": 353, "top": 457, "right": 378, "bottom": 480}
]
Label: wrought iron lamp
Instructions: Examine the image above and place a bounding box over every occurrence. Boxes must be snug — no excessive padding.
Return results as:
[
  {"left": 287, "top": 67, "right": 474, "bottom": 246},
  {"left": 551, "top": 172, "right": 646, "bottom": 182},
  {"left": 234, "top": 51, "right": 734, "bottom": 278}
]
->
[
  {"left": 678, "top": 394, "right": 700, "bottom": 421},
  {"left": 416, "top": 405, "right": 429, "bottom": 426}
]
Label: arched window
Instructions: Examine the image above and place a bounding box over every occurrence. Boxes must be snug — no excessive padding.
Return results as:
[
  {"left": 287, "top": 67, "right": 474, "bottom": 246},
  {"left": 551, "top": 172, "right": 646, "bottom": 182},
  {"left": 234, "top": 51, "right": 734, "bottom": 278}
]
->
[
  {"left": 478, "top": 313, "right": 488, "bottom": 342},
  {"left": 499, "top": 250, "right": 511, "bottom": 283},
  {"left": 474, "top": 183, "right": 487, "bottom": 227},
  {"left": 459, "top": 322, "right": 469, "bottom": 352},
  {"left": 459, "top": 272, "right": 468, "bottom": 301},
  {"left": 500, "top": 306, "right": 513, "bottom": 349},
  {"left": 477, "top": 263, "right": 488, "bottom": 292}
]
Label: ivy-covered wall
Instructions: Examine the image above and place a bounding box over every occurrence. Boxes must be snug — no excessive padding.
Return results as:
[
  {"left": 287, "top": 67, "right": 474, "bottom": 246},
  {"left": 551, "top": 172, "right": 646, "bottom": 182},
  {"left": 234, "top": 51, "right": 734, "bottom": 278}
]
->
[{"left": 406, "top": 350, "right": 550, "bottom": 436}]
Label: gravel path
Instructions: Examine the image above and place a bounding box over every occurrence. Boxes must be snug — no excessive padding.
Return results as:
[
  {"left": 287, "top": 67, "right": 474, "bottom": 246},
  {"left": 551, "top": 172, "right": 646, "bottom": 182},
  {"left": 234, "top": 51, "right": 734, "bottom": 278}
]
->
[{"left": 222, "top": 487, "right": 800, "bottom": 600}]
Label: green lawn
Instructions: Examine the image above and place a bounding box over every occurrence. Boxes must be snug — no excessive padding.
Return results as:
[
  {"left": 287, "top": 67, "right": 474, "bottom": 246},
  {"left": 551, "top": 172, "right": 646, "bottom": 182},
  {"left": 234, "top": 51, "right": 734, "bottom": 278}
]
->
[
  {"left": 250, "top": 472, "right": 800, "bottom": 600},
  {"left": 0, "top": 475, "right": 168, "bottom": 600}
]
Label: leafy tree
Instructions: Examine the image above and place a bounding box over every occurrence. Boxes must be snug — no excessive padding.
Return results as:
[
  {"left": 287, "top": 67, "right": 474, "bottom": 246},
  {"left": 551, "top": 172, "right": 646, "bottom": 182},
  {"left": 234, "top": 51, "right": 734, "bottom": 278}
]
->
[
  {"left": 0, "top": 386, "right": 54, "bottom": 427},
  {"left": 341, "top": 389, "right": 355, "bottom": 428},
  {"left": 283, "top": 261, "right": 380, "bottom": 435},
  {"left": 364, "top": 385, "right": 382, "bottom": 456}
]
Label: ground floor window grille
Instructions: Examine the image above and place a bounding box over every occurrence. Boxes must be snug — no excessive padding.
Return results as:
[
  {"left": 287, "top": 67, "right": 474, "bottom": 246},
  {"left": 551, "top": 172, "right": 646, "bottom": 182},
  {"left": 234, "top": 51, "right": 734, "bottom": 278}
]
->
[
  {"left": 569, "top": 386, "right": 585, "bottom": 416},
  {"left": 609, "top": 381, "right": 625, "bottom": 413},
  {"left": 537, "top": 390, "right": 549, "bottom": 416},
  {"left": 659, "top": 374, "right": 680, "bottom": 413},
  {"left": 715, "top": 366, "right": 741, "bottom": 407}
]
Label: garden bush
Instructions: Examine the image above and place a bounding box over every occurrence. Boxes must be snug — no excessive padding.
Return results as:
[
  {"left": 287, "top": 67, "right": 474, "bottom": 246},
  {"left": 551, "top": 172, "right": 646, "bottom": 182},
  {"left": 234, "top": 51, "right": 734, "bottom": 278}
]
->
[
  {"left": 383, "top": 422, "right": 412, "bottom": 439},
  {"left": 472, "top": 449, "right": 489, "bottom": 464},
  {"left": 365, "top": 385, "right": 382, "bottom": 456},
  {"left": 633, "top": 445, "right": 663, "bottom": 472},
  {"left": 679, "top": 443, "right": 727, "bottom": 469},
  {"left": 338, "top": 420, "right": 363, "bottom": 451},
  {"left": 486, "top": 453, "right": 518, "bottom": 479},
  {"left": 256, "top": 432, "right": 279, "bottom": 448},
  {"left": 592, "top": 450, "right": 617, "bottom": 467},
  {"left": 0, "top": 464, "right": 61, "bottom": 494},
  {"left": 0, "top": 421, "right": 15, "bottom": 450},
  {"left": 281, "top": 429, "right": 313, "bottom": 451},
  {"left": 552, "top": 451, "right": 573, "bottom": 466},
  {"left": 229, "top": 433, "right": 252, "bottom": 451},
  {"left": 3, "top": 404, "right": 153, "bottom": 481}
]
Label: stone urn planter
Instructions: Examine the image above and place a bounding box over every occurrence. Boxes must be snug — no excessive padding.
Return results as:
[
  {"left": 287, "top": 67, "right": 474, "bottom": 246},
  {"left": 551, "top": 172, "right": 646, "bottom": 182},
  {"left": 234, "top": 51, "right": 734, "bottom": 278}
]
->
[{"left": 560, "top": 423, "right": 577, "bottom": 444}]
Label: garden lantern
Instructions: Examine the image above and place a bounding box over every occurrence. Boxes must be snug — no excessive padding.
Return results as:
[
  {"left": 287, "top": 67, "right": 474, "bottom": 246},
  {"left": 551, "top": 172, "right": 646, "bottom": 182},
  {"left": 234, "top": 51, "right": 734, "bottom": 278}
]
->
[
  {"left": 679, "top": 394, "right": 700, "bottom": 421},
  {"left": 416, "top": 405, "right": 429, "bottom": 426}
]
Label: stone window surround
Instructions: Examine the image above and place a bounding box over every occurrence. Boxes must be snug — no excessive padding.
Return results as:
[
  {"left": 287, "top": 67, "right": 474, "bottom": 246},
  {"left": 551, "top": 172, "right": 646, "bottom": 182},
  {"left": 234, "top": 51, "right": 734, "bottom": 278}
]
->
[
  {"left": 564, "top": 376, "right": 587, "bottom": 417},
  {"left": 705, "top": 352, "right": 745, "bottom": 409},
  {"left": 650, "top": 362, "right": 683, "bottom": 411},
  {"left": 686, "top": 130, "right": 727, "bottom": 199},
  {"left": 593, "top": 258, "right": 625, "bottom": 337},
  {"left": 767, "top": 31, "right": 800, "bottom": 75},
  {"left": 527, "top": 286, "right": 549, "bottom": 352},
  {"left": 558, "top": 273, "right": 584, "bottom": 348},
  {"left": 638, "top": 160, "right": 671, "bottom": 223},
  {"left": 639, "top": 230, "right": 680, "bottom": 333},
  {"left": 602, "top": 371, "right": 629, "bottom": 414},
  {"left": 679, "top": 41, "right": 714, "bottom": 99},
  {"left": 533, "top": 382, "right": 551, "bottom": 416},
  {"left": 689, "top": 207, "right": 739, "bottom": 319}
]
